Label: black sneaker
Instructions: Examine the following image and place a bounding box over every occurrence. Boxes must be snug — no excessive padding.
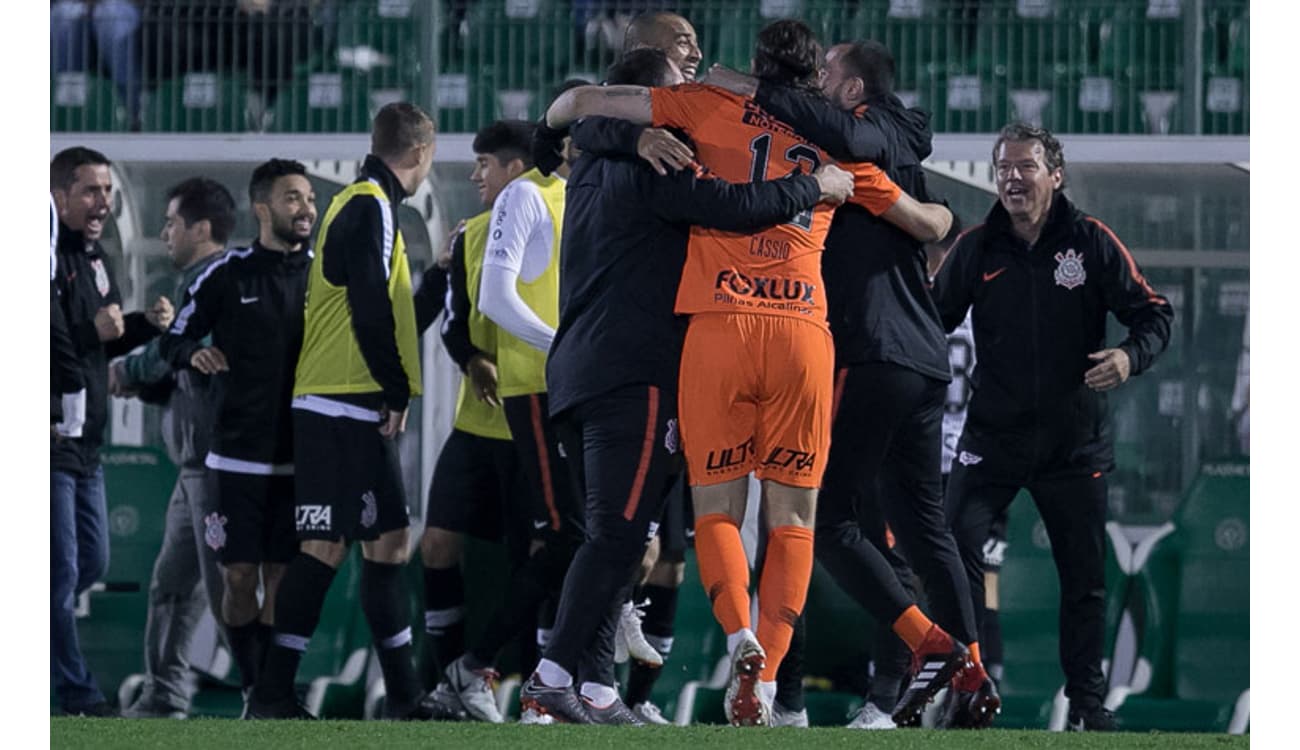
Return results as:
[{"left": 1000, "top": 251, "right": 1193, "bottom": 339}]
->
[
  {"left": 243, "top": 694, "right": 317, "bottom": 720},
  {"left": 519, "top": 673, "right": 594, "bottom": 724},
  {"left": 1067, "top": 703, "right": 1117, "bottom": 732},
  {"left": 581, "top": 695, "right": 645, "bottom": 726}
]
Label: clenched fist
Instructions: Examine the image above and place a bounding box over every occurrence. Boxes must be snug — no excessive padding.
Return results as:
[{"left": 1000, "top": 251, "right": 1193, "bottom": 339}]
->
[{"left": 94, "top": 304, "right": 125, "bottom": 341}]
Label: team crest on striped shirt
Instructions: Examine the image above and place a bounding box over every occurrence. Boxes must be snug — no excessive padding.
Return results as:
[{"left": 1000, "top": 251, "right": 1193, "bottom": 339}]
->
[{"left": 1053, "top": 248, "right": 1086, "bottom": 290}]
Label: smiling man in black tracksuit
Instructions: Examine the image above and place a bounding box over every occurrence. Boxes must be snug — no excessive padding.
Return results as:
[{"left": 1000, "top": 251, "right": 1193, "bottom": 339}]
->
[
  {"left": 517, "top": 48, "right": 853, "bottom": 724},
  {"left": 159, "top": 158, "right": 316, "bottom": 702},
  {"left": 931, "top": 123, "right": 1173, "bottom": 732}
]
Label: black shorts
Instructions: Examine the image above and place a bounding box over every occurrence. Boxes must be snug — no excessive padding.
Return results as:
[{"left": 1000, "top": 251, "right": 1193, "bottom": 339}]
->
[
  {"left": 656, "top": 472, "right": 695, "bottom": 559},
  {"left": 503, "top": 393, "right": 583, "bottom": 543},
  {"left": 292, "top": 409, "right": 410, "bottom": 543},
  {"left": 211, "top": 469, "right": 297, "bottom": 565},
  {"left": 425, "top": 428, "right": 523, "bottom": 542}
]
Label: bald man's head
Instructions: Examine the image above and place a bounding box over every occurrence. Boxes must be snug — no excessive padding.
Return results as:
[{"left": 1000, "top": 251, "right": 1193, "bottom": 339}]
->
[{"left": 623, "top": 12, "right": 701, "bottom": 80}]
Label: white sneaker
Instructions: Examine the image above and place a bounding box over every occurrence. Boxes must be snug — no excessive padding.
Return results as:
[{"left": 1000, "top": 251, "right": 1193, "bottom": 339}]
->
[
  {"left": 847, "top": 702, "right": 898, "bottom": 730},
  {"left": 631, "top": 701, "right": 672, "bottom": 725},
  {"left": 723, "top": 633, "right": 769, "bottom": 726},
  {"left": 617, "top": 599, "right": 664, "bottom": 666},
  {"left": 770, "top": 700, "right": 809, "bottom": 728},
  {"left": 445, "top": 655, "right": 505, "bottom": 723}
]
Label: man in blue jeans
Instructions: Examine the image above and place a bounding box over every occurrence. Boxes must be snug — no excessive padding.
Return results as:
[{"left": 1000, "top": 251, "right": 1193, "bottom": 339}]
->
[{"left": 51, "top": 146, "right": 174, "bottom": 715}]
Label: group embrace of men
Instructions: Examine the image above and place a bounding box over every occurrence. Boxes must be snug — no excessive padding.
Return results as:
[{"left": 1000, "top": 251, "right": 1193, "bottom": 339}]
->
[{"left": 51, "top": 9, "right": 1172, "bottom": 732}]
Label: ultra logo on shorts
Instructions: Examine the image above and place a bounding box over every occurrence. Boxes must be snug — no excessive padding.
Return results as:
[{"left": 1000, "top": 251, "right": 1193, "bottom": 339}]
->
[
  {"left": 762, "top": 446, "right": 817, "bottom": 473},
  {"left": 297, "top": 504, "right": 333, "bottom": 532},
  {"left": 706, "top": 437, "right": 755, "bottom": 472}
]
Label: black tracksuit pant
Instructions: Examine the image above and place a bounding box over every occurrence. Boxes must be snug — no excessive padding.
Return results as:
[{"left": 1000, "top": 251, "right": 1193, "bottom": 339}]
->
[
  {"left": 816, "top": 361, "right": 979, "bottom": 644},
  {"left": 544, "top": 385, "right": 682, "bottom": 686},
  {"left": 945, "top": 461, "right": 1108, "bottom": 707}
]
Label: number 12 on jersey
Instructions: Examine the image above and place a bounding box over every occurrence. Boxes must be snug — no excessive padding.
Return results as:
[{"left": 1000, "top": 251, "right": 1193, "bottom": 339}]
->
[{"left": 749, "top": 132, "right": 821, "bottom": 231}]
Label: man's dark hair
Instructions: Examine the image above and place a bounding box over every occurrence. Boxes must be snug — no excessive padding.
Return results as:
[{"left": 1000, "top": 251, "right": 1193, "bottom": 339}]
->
[
  {"left": 50, "top": 146, "right": 111, "bottom": 191},
  {"left": 249, "top": 158, "right": 309, "bottom": 205},
  {"left": 753, "top": 19, "right": 822, "bottom": 92},
  {"left": 837, "top": 40, "right": 895, "bottom": 98},
  {"left": 473, "top": 120, "right": 537, "bottom": 168},
  {"left": 167, "top": 177, "right": 237, "bottom": 244},
  {"left": 607, "top": 48, "right": 675, "bottom": 87},
  {"left": 993, "top": 122, "right": 1067, "bottom": 188},
  {"left": 371, "top": 101, "right": 435, "bottom": 161}
]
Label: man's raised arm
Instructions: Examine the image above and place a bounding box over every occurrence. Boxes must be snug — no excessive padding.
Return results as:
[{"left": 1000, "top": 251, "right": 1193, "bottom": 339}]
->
[{"left": 546, "top": 85, "right": 654, "bottom": 129}]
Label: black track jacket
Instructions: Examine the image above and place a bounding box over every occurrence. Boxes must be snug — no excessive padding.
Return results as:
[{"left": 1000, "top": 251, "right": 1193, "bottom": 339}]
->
[
  {"left": 51, "top": 226, "right": 160, "bottom": 475},
  {"left": 160, "top": 240, "right": 311, "bottom": 469},
  {"left": 931, "top": 193, "right": 1173, "bottom": 478}
]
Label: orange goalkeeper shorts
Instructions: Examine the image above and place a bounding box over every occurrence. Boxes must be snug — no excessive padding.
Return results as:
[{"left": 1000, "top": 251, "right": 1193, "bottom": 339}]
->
[{"left": 677, "top": 312, "right": 834, "bottom": 489}]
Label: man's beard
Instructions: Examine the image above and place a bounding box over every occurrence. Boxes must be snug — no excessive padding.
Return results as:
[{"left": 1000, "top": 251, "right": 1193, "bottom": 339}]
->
[{"left": 271, "top": 215, "right": 310, "bottom": 248}]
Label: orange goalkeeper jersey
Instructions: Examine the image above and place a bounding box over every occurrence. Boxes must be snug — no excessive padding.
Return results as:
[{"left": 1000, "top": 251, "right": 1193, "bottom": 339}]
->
[{"left": 650, "top": 83, "right": 902, "bottom": 326}]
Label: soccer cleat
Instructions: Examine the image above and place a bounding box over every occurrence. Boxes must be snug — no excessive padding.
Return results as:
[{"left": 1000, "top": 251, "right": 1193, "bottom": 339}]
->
[
  {"left": 770, "top": 700, "right": 809, "bottom": 728},
  {"left": 242, "top": 695, "right": 316, "bottom": 720},
  {"left": 582, "top": 694, "right": 645, "bottom": 725},
  {"left": 445, "top": 655, "right": 504, "bottom": 723},
  {"left": 631, "top": 701, "right": 672, "bottom": 725},
  {"left": 846, "top": 702, "right": 898, "bottom": 730},
  {"left": 938, "top": 661, "right": 1001, "bottom": 729},
  {"left": 890, "top": 625, "right": 969, "bottom": 728},
  {"left": 1067, "top": 703, "right": 1117, "bottom": 732},
  {"left": 723, "top": 633, "right": 769, "bottom": 727},
  {"left": 617, "top": 599, "right": 664, "bottom": 667},
  {"left": 518, "top": 673, "right": 595, "bottom": 724}
]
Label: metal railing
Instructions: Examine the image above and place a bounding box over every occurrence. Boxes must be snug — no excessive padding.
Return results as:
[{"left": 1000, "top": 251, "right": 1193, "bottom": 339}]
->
[{"left": 51, "top": 0, "right": 1248, "bottom": 134}]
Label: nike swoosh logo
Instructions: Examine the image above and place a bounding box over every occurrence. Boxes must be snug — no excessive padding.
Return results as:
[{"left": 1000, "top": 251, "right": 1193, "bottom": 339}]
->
[
  {"left": 982, "top": 268, "right": 1007, "bottom": 282},
  {"left": 240, "top": 296, "right": 259, "bottom": 304},
  {"left": 532, "top": 520, "right": 548, "bottom": 530}
]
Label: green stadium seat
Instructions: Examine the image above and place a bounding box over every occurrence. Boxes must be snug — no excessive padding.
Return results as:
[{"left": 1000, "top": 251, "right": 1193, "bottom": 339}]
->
[
  {"left": 147, "top": 74, "right": 247, "bottom": 133},
  {"left": 1114, "top": 461, "right": 1250, "bottom": 733},
  {"left": 271, "top": 69, "right": 410, "bottom": 133},
  {"left": 52, "top": 72, "right": 122, "bottom": 132},
  {"left": 702, "top": 2, "right": 765, "bottom": 73}
]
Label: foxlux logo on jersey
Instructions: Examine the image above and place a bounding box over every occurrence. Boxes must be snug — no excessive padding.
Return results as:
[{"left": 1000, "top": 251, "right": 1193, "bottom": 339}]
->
[{"left": 714, "top": 269, "right": 816, "bottom": 313}]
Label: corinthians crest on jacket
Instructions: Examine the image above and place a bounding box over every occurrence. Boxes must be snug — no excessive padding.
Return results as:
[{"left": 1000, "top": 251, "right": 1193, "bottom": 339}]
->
[{"left": 1054, "top": 248, "right": 1086, "bottom": 289}]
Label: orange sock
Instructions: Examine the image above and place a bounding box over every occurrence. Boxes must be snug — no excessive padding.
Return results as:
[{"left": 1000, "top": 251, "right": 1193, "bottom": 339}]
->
[
  {"left": 969, "top": 641, "right": 982, "bottom": 665},
  {"left": 756, "top": 525, "right": 815, "bottom": 681},
  {"left": 694, "top": 513, "right": 752, "bottom": 636},
  {"left": 892, "top": 604, "right": 935, "bottom": 652}
]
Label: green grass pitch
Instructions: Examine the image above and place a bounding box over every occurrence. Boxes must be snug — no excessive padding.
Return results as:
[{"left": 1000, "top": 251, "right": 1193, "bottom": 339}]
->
[{"left": 51, "top": 718, "right": 1249, "bottom": 749}]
